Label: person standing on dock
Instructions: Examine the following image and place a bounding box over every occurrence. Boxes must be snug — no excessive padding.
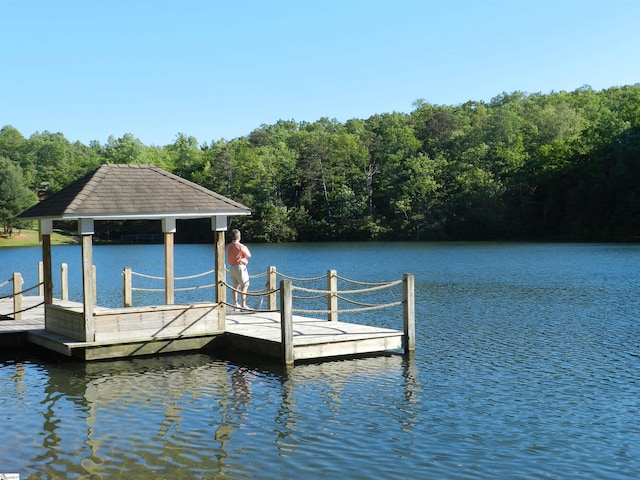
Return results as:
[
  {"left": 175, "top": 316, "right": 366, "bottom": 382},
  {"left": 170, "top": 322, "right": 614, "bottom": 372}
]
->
[{"left": 226, "top": 229, "right": 251, "bottom": 310}]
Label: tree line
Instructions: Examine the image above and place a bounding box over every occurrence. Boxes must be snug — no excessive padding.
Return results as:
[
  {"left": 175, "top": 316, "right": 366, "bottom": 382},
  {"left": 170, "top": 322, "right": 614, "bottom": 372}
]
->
[{"left": 2, "top": 84, "right": 640, "bottom": 242}]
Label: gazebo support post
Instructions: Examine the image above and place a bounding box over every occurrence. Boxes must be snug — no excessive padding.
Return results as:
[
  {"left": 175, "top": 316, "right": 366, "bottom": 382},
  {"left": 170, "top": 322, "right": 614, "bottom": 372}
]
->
[
  {"left": 213, "top": 216, "right": 227, "bottom": 306},
  {"left": 163, "top": 218, "right": 176, "bottom": 305},
  {"left": 80, "top": 218, "right": 95, "bottom": 342},
  {"left": 40, "top": 219, "right": 54, "bottom": 305}
]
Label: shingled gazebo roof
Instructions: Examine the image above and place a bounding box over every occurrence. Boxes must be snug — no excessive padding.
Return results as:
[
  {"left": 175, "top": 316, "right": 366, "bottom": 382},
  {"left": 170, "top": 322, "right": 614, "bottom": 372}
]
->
[{"left": 19, "top": 164, "right": 251, "bottom": 221}]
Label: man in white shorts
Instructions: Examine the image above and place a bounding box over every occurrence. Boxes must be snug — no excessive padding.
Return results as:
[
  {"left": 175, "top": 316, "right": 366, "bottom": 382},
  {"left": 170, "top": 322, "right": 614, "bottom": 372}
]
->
[{"left": 226, "top": 229, "right": 251, "bottom": 310}]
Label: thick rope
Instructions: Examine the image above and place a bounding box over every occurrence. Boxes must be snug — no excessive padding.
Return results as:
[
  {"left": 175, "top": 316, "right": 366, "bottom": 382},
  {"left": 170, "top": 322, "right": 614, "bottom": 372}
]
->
[
  {"left": 0, "top": 278, "right": 12, "bottom": 289},
  {"left": 336, "top": 295, "right": 395, "bottom": 308},
  {"left": 336, "top": 275, "right": 395, "bottom": 287},
  {"left": 132, "top": 270, "right": 215, "bottom": 281},
  {"left": 9, "top": 282, "right": 44, "bottom": 296},
  {"left": 175, "top": 269, "right": 214, "bottom": 280},
  {"left": 292, "top": 293, "right": 326, "bottom": 300},
  {"left": 221, "top": 281, "right": 279, "bottom": 298},
  {"left": 174, "top": 283, "right": 215, "bottom": 292},
  {"left": 292, "top": 280, "right": 402, "bottom": 295},
  {"left": 126, "top": 269, "right": 405, "bottom": 320},
  {"left": 3, "top": 301, "right": 46, "bottom": 318},
  {"left": 276, "top": 272, "right": 326, "bottom": 282},
  {"left": 293, "top": 301, "right": 402, "bottom": 315},
  {"left": 131, "top": 271, "right": 165, "bottom": 280}
]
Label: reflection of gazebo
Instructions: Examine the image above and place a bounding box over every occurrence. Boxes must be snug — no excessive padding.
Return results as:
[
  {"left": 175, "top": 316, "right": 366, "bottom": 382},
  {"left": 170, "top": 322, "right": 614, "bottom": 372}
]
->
[{"left": 18, "top": 164, "right": 250, "bottom": 359}]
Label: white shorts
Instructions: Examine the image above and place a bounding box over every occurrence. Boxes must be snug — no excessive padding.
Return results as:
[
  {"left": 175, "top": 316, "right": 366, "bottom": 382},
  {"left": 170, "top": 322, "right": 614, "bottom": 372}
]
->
[{"left": 230, "top": 264, "right": 250, "bottom": 287}]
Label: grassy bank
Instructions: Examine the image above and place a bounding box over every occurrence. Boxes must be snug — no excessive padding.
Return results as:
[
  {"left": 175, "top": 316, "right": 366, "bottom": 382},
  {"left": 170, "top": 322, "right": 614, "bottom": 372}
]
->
[{"left": 0, "top": 229, "right": 79, "bottom": 248}]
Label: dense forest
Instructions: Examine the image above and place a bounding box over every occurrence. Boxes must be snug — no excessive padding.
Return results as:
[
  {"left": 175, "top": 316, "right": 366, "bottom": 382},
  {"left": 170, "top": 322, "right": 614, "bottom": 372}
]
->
[{"left": 2, "top": 84, "right": 640, "bottom": 242}]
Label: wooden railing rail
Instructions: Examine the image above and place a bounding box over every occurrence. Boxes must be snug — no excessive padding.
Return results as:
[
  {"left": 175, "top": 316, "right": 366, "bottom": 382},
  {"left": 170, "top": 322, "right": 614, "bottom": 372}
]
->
[{"left": 123, "top": 264, "right": 415, "bottom": 365}]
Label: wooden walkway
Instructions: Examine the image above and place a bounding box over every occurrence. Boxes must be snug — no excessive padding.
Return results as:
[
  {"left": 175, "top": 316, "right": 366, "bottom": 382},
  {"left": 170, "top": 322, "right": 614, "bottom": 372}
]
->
[{"left": 0, "top": 297, "right": 405, "bottom": 363}]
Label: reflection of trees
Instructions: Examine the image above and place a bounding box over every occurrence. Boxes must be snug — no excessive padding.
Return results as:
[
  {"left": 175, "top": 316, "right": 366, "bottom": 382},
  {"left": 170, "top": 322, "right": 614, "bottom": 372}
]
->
[
  {"left": 274, "top": 354, "right": 418, "bottom": 458},
  {"left": 11, "top": 351, "right": 419, "bottom": 478}
]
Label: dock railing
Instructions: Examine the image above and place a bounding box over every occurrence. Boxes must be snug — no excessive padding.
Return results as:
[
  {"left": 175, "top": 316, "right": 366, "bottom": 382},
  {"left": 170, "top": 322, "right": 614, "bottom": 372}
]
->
[
  {"left": 1, "top": 262, "right": 95, "bottom": 320},
  {"left": 0, "top": 271, "right": 43, "bottom": 320},
  {"left": 277, "top": 272, "right": 415, "bottom": 364},
  {"left": 122, "top": 267, "right": 217, "bottom": 307},
  {"left": 125, "top": 265, "right": 413, "bottom": 322},
  {"left": 124, "top": 265, "right": 415, "bottom": 362}
]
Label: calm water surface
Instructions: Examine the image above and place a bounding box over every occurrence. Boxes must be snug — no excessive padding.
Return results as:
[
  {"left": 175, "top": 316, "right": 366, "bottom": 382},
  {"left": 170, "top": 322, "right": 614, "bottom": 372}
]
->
[{"left": 1, "top": 242, "right": 639, "bottom": 479}]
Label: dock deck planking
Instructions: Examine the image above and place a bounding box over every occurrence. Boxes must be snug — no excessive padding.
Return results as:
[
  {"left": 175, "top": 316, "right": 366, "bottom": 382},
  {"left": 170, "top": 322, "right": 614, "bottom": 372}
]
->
[{"left": 0, "top": 298, "right": 405, "bottom": 363}]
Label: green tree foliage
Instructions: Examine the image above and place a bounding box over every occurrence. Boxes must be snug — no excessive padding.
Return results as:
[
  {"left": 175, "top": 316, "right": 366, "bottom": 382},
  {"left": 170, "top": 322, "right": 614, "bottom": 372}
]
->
[
  {"left": 2, "top": 84, "right": 640, "bottom": 242},
  {"left": 0, "top": 157, "right": 36, "bottom": 234}
]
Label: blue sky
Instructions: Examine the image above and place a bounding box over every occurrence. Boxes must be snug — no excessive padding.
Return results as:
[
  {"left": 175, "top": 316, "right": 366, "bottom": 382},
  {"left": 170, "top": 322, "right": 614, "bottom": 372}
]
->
[{"left": 2, "top": 0, "right": 639, "bottom": 146}]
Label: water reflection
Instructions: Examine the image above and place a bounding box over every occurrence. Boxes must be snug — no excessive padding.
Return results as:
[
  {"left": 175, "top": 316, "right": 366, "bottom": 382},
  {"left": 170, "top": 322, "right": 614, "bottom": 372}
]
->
[{"left": 3, "top": 351, "right": 416, "bottom": 479}]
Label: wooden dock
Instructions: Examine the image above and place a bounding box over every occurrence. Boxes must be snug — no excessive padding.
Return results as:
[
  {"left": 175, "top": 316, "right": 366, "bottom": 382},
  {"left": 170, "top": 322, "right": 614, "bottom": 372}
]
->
[
  {"left": 226, "top": 310, "right": 403, "bottom": 362},
  {"left": 0, "top": 296, "right": 45, "bottom": 347},
  {"left": 0, "top": 296, "right": 407, "bottom": 363}
]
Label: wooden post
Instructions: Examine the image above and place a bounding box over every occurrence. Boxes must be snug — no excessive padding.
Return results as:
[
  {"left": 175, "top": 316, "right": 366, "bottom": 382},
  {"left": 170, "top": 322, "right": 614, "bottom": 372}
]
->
[
  {"left": 163, "top": 218, "right": 176, "bottom": 305},
  {"left": 42, "top": 244, "right": 53, "bottom": 305},
  {"left": 280, "top": 279, "right": 294, "bottom": 366},
  {"left": 403, "top": 273, "right": 416, "bottom": 353},
  {"left": 267, "top": 266, "right": 277, "bottom": 310},
  {"left": 164, "top": 232, "right": 175, "bottom": 305},
  {"left": 214, "top": 230, "right": 226, "bottom": 304},
  {"left": 38, "top": 261, "right": 44, "bottom": 297},
  {"left": 13, "top": 272, "right": 23, "bottom": 321},
  {"left": 60, "top": 263, "right": 69, "bottom": 301},
  {"left": 213, "top": 216, "right": 228, "bottom": 331},
  {"left": 92, "top": 264, "right": 97, "bottom": 306},
  {"left": 38, "top": 219, "right": 53, "bottom": 304},
  {"left": 123, "top": 267, "right": 132, "bottom": 307},
  {"left": 327, "top": 269, "right": 338, "bottom": 321},
  {"left": 80, "top": 219, "right": 95, "bottom": 342}
]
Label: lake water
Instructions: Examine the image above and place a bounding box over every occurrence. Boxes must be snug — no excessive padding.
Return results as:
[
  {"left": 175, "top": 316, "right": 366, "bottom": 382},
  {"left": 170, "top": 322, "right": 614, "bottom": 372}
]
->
[{"left": 1, "top": 242, "right": 639, "bottom": 479}]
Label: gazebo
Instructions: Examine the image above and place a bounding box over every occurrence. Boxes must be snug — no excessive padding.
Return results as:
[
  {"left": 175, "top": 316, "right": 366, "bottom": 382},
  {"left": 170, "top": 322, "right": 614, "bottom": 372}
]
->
[{"left": 18, "top": 164, "right": 251, "bottom": 358}]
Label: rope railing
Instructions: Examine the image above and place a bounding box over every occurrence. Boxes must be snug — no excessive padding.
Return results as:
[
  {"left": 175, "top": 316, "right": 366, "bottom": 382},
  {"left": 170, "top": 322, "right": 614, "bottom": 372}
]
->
[
  {"left": 124, "top": 267, "right": 218, "bottom": 305},
  {"left": 275, "top": 272, "right": 326, "bottom": 282},
  {"left": 219, "top": 280, "right": 280, "bottom": 313},
  {"left": 292, "top": 280, "right": 402, "bottom": 296},
  {"left": 15, "top": 282, "right": 45, "bottom": 296},
  {"left": 336, "top": 275, "right": 395, "bottom": 287},
  {"left": 131, "top": 269, "right": 215, "bottom": 281},
  {"left": 292, "top": 302, "right": 403, "bottom": 315},
  {"left": 0, "top": 281, "right": 45, "bottom": 301},
  {"left": 8, "top": 301, "right": 46, "bottom": 316},
  {"left": 123, "top": 265, "right": 409, "bottom": 325},
  {"left": 280, "top": 273, "right": 415, "bottom": 364},
  {"left": 290, "top": 277, "right": 403, "bottom": 315},
  {"left": 0, "top": 269, "right": 45, "bottom": 321}
]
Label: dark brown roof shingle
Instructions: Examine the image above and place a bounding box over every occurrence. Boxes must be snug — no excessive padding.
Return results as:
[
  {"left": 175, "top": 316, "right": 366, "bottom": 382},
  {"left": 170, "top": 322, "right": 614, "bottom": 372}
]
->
[{"left": 19, "top": 164, "right": 251, "bottom": 220}]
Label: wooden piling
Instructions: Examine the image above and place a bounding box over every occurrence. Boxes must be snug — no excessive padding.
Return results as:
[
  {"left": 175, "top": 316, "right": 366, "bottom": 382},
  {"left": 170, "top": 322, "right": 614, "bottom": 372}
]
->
[
  {"left": 123, "top": 267, "right": 132, "bottom": 307},
  {"left": 61, "top": 263, "right": 69, "bottom": 301},
  {"left": 327, "top": 269, "right": 338, "bottom": 321},
  {"left": 164, "top": 231, "right": 175, "bottom": 305},
  {"left": 267, "top": 266, "right": 277, "bottom": 310},
  {"left": 13, "top": 272, "right": 23, "bottom": 320},
  {"left": 280, "top": 280, "right": 294, "bottom": 365},
  {"left": 403, "top": 273, "right": 415, "bottom": 353}
]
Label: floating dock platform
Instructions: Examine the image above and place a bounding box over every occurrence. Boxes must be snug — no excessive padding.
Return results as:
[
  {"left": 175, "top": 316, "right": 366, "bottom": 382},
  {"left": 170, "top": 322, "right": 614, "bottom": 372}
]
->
[{"left": 0, "top": 297, "right": 408, "bottom": 364}]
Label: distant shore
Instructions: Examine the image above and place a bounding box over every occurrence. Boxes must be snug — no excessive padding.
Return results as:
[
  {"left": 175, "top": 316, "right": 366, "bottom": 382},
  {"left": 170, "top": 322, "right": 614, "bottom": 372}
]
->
[{"left": 0, "top": 229, "right": 78, "bottom": 248}]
